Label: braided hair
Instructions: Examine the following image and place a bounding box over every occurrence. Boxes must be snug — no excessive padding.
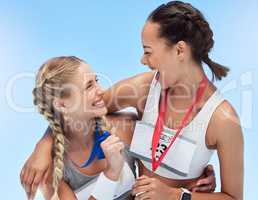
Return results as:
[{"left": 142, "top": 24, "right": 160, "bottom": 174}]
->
[
  {"left": 148, "top": 1, "right": 229, "bottom": 81},
  {"left": 33, "top": 56, "right": 83, "bottom": 200}
]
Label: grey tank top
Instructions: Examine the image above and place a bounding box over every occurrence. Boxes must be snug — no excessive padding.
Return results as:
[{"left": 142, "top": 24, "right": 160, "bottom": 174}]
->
[{"left": 63, "top": 148, "right": 137, "bottom": 199}]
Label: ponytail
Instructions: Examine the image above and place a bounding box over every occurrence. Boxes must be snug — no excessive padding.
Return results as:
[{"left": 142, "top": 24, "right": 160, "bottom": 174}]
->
[{"left": 203, "top": 55, "right": 230, "bottom": 81}]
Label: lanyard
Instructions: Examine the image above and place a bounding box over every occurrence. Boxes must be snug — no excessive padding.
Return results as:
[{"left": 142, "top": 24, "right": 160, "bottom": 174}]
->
[
  {"left": 151, "top": 77, "right": 208, "bottom": 171},
  {"left": 70, "top": 123, "right": 110, "bottom": 168},
  {"left": 80, "top": 129, "right": 110, "bottom": 168}
]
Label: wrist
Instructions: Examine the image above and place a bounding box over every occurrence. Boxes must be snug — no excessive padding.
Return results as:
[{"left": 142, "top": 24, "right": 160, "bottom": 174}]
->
[
  {"left": 37, "top": 128, "right": 54, "bottom": 150},
  {"left": 91, "top": 172, "right": 118, "bottom": 200},
  {"left": 35, "top": 139, "right": 52, "bottom": 155},
  {"left": 178, "top": 188, "right": 192, "bottom": 200},
  {"left": 169, "top": 187, "right": 182, "bottom": 200},
  {"left": 103, "top": 169, "right": 120, "bottom": 181}
]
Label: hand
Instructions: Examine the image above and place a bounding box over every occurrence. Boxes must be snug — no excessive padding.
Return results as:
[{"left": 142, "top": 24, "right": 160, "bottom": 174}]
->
[
  {"left": 132, "top": 175, "right": 181, "bottom": 200},
  {"left": 191, "top": 164, "right": 216, "bottom": 192},
  {"left": 100, "top": 131, "right": 125, "bottom": 181},
  {"left": 20, "top": 144, "right": 52, "bottom": 200}
]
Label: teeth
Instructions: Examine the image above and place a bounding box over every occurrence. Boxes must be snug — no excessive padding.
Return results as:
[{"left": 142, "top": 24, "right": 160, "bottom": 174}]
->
[{"left": 93, "top": 100, "right": 104, "bottom": 107}]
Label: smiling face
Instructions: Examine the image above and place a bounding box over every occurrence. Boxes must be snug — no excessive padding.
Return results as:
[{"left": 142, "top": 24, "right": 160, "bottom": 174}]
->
[
  {"left": 141, "top": 21, "right": 187, "bottom": 89},
  {"left": 57, "top": 63, "right": 107, "bottom": 123}
]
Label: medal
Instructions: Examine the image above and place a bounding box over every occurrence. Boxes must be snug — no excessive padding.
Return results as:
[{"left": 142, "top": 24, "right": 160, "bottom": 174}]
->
[{"left": 151, "top": 77, "right": 208, "bottom": 171}]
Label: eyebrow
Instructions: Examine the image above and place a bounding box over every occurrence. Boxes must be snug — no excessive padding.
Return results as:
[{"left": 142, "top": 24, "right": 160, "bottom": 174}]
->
[
  {"left": 84, "top": 75, "right": 97, "bottom": 86},
  {"left": 143, "top": 45, "right": 152, "bottom": 49}
]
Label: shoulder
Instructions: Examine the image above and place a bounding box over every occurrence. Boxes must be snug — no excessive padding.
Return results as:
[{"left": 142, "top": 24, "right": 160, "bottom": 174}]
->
[
  {"left": 119, "top": 71, "right": 155, "bottom": 86},
  {"left": 207, "top": 100, "right": 243, "bottom": 147},
  {"left": 104, "top": 71, "right": 156, "bottom": 113},
  {"left": 107, "top": 71, "right": 155, "bottom": 94},
  {"left": 105, "top": 112, "right": 138, "bottom": 146},
  {"left": 214, "top": 100, "right": 239, "bottom": 123},
  {"left": 110, "top": 71, "right": 155, "bottom": 100}
]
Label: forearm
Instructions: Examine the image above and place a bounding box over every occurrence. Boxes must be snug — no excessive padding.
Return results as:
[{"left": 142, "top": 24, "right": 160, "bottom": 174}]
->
[
  {"left": 40, "top": 180, "right": 77, "bottom": 200},
  {"left": 35, "top": 126, "right": 53, "bottom": 152}
]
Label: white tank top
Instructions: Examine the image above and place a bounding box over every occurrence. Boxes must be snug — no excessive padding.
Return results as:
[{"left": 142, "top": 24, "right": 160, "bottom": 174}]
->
[{"left": 129, "top": 71, "right": 225, "bottom": 180}]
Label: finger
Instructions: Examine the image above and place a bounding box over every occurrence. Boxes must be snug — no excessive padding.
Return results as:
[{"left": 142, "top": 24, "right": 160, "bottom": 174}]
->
[
  {"left": 106, "top": 142, "right": 125, "bottom": 154},
  {"left": 20, "top": 166, "right": 26, "bottom": 185},
  {"left": 105, "top": 138, "right": 123, "bottom": 148},
  {"left": 22, "top": 168, "right": 31, "bottom": 191},
  {"left": 20, "top": 166, "right": 27, "bottom": 187},
  {"left": 101, "top": 135, "right": 120, "bottom": 147},
  {"left": 104, "top": 136, "right": 123, "bottom": 148},
  {"left": 27, "top": 169, "right": 36, "bottom": 186},
  {"left": 135, "top": 196, "right": 150, "bottom": 200},
  {"left": 25, "top": 170, "right": 36, "bottom": 198},
  {"left": 20, "top": 167, "right": 30, "bottom": 199},
  {"left": 132, "top": 185, "right": 151, "bottom": 196},
  {"left": 30, "top": 171, "right": 44, "bottom": 200},
  {"left": 135, "top": 190, "right": 151, "bottom": 200},
  {"left": 135, "top": 197, "right": 150, "bottom": 200},
  {"left": 110, "top": 127, "right": 117, "bottom": 135},
  {"left": 211, "top": 182, "right": 216, "bottom": 192},
  {"left": 133, "top": 177, "right": 152, "bottom": 188},
  {"left": 195, "top": 177, "right": 216, "bottom": 193},
  {"left": 205, "top": 165, "right": 215, "bottom": 176},
  {"left": 196, "top": 175, "right": 213, "bottom": 186},
  {"left": 192, "top": 185, "right": 212, "bottom": 193},
  {"left": 106, "top": 134, "right": 120, "bottom": 143},
  {"left": 43, "top": 166, "right": 51, "bottom": 184},
  {"left": 136, "top": 175, "right": 149, "bottom": 180}
]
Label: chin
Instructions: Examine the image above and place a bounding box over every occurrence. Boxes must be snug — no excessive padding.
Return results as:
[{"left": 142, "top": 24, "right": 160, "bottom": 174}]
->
[{"left": 93, "top": 107, "right": 108, "bottom": 118}]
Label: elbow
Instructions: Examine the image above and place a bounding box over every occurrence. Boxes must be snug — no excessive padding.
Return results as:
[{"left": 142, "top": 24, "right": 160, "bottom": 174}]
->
[{"left": 222, "top": 192, "right": 243, "bottom": 200}]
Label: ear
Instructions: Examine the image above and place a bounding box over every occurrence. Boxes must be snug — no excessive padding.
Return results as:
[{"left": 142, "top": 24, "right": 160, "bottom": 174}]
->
[
  {"left": 53, "top": 98, "right": 66, "bottom": 113},
  {"left": 176, "top": 41, "right": 187, "bottom": 61}
]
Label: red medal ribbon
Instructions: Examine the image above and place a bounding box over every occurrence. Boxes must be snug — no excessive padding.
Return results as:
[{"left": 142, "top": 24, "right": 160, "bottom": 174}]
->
[{"left": 151, "top": 77, "right": 208, "bottom": 171}]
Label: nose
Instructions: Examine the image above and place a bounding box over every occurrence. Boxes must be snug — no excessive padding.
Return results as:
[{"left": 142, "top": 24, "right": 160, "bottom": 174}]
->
[
  {"left": 96, "top": 84, "right": 105, "bottom": 96},
  {"left": 141, "top": 55, "right": 148, "bottom": 66}
]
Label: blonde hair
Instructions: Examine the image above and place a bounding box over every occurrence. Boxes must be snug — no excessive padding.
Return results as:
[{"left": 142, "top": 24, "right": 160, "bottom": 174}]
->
[{"left": 33, "top": 56, "right": 83, "bottom": 200}]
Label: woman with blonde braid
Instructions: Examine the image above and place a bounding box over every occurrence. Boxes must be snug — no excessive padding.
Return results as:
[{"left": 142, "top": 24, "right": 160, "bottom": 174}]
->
[{"left": 30, "top": 56, "right": 137, "bottom": 200}]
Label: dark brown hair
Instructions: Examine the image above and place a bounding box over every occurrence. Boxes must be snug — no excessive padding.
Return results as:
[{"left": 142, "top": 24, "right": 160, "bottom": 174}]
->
[{"left": 148, "top": 1, "right": 229, "bottom": 81}]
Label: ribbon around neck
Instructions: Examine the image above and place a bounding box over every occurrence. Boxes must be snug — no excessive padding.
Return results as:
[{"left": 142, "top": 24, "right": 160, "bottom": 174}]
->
[{"left": 80, "top": 126, "right": 110, "bottom": 168}]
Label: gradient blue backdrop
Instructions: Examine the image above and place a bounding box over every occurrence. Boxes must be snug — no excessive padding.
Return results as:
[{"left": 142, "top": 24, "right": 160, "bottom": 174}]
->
[{"left": 0, "top": 0, "right": 257, "bottom": 199}]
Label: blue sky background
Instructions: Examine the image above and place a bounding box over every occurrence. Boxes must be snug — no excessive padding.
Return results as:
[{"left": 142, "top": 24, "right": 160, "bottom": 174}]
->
[{"left": 0, "top": 0, "right": 257, "bottom": 199}]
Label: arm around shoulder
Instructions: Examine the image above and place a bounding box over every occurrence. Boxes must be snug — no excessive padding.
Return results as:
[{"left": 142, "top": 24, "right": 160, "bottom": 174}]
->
[
  {"left": 103, "top": 71, "right": 155, "bottom": 114},
  {"left": 194, "top": 101, "right": 244, "bottom": 200}
]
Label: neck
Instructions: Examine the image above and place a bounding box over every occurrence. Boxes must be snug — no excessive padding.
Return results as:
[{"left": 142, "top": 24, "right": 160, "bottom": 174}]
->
[
  {"left": 170, "top": 63, "right": 206, "bottom": 97},
  {"left": 64, "top": 117, "right": 96, "bottom": 150}
]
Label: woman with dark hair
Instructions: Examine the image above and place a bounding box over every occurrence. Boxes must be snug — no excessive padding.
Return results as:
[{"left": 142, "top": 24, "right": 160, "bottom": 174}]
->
[
  {"left": 20, "top": 1, "right": 242, "bottom": 200},
  {"left": 128, "top": 1, "right": 243, "bottom": 199},
  {"left": 25, "top": 56, "right": 137, "bottom": 200}
]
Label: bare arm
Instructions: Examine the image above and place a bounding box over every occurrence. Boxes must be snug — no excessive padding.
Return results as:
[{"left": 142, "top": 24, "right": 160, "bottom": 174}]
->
[
  {"left": 40, "top": 179, "right": 77, "bottom": 200},
  {"left": 38, "top": 160, "right": 102, "bottom": 200},
  {"left": 178, "top": 101, "right": 244, "bottom": 200},
  {"left": 40, "top": 178, "right": 98, "bottom": 200},
  {"left": 103, "top": 71, "right": 154, "bottom": 115},
  {"left": 20, "top": 127, "right": 53, "bottom": 199}
]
